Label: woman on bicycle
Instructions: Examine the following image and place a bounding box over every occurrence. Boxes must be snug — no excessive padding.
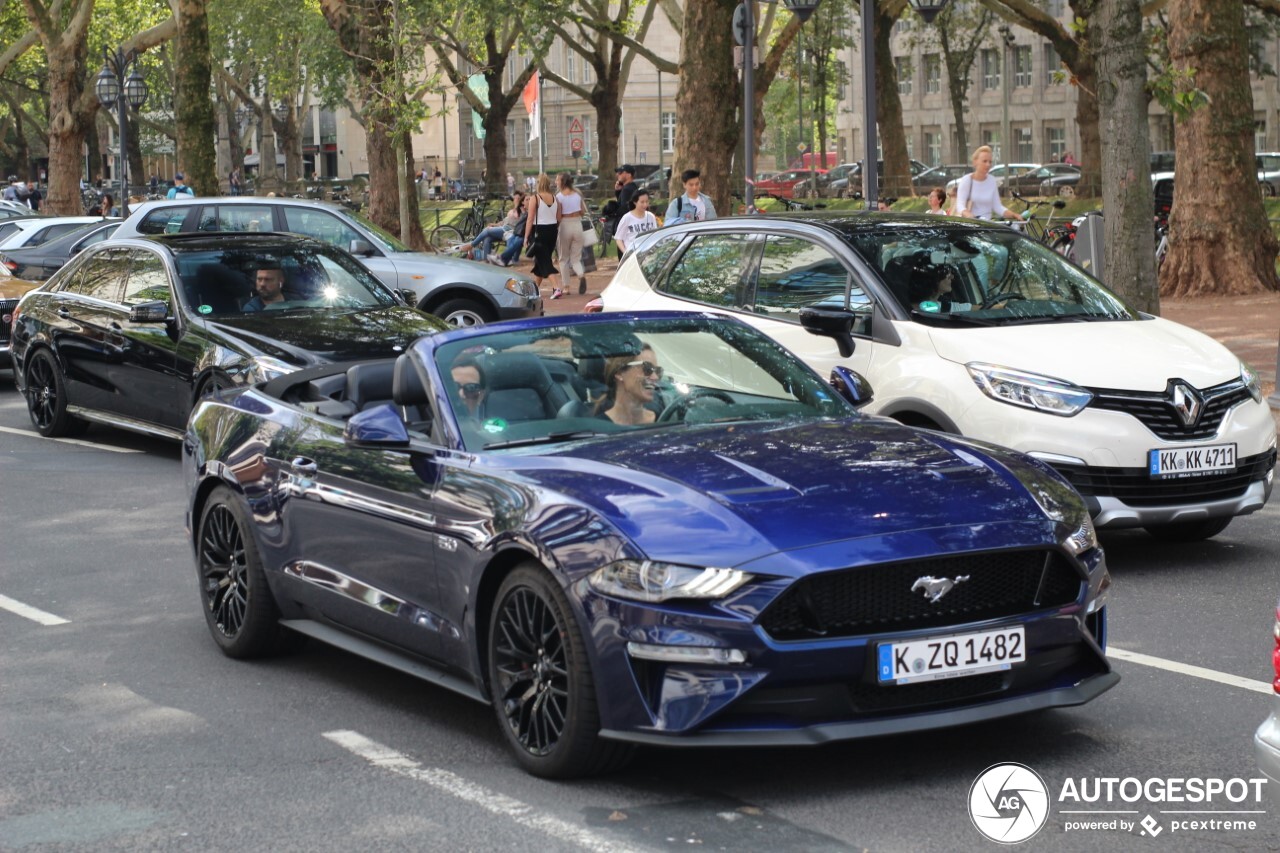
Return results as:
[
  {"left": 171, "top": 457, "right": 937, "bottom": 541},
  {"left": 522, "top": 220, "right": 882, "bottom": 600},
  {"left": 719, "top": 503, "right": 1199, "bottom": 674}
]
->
[
  {"left": 956, "top": 145, "right": 1022, "bottom": 223},
  {"left": 524, "top": 174, "right": 560, "bottom": 292},
  {"left": 555, "top": 172, "right": 587, "bottom": 298}
]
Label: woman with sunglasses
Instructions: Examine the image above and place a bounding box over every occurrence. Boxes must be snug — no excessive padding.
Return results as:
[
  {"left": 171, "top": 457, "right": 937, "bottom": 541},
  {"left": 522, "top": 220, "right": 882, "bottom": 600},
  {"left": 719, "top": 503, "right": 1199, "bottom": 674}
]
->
[{"left": 595, "top": 344, "right": 663, "bottom": 426}]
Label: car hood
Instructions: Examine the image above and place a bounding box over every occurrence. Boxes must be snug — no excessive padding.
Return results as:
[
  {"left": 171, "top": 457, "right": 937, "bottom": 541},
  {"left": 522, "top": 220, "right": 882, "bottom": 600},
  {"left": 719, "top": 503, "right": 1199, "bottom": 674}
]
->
[
  {"left": 502, "top": 419, "right": 1051, "bottom": 567},
  {"left": 0, "top": 277, "right": 39, "bottom": 298},
  {"left": 926, "top": 316, "right": 1241, "bottom": 391},
  {"left": 388, "top": 251, "right": 533, "bottom": 283},
  {"left": 203, "top": 305, "right": 445, "bottom": 365}
]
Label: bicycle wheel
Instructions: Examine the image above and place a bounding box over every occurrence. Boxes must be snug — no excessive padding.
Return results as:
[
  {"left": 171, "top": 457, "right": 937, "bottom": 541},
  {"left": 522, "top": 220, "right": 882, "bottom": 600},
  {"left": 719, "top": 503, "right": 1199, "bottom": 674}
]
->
[{"left": 430, "top": 225, "right": 464, "bottom": 251}]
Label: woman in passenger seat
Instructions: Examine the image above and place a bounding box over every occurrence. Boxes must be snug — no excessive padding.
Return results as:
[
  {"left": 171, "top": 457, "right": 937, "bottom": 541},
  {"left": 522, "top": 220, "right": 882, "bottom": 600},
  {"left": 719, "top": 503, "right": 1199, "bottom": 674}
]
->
[{"left": 593, "top": 344, "right": 661, "bottom": 426}]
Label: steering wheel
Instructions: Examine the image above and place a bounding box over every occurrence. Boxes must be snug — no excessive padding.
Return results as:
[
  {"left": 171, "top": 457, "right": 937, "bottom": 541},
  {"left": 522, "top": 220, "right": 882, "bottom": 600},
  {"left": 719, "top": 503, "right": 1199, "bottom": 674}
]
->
[
  {"left": 658, "top": 389, "right": 736, "bottom": 422},
  {"left": 977, "top": 291, "right": 1027, "bottom": 310}
]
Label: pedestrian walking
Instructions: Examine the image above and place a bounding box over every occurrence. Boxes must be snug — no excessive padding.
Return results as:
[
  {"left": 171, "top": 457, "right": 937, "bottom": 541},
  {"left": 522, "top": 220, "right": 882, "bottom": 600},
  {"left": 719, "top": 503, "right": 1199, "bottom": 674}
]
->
[
  {"left": 955, "top": 146, "right": 1020, "bottom": 222},
  {"left": 229, "top": 168, "right": 242, "bottom": 196},
  {"left": 167, "top": 172, "right": 195, "bottom": 199},
  {"left": 523, "top": 173, "right": 560, "bottom": 294},
  {"left": 663, "top": 169, "right": 717, "bottom": 225},
  {"left": 555, "top": 172, "right": 587, "bottom": 297},
  {"left": 506, "top": 172, "right": 515, "bottom": 195},
  {"left": 616, "top": 164, "right": 638, "bottom": 214},
  {"left": 613, "top": 189, "right": 657, "bottom": 256},
  {"left": 432, "top": 168, "right": 444, "bottom": 198}
]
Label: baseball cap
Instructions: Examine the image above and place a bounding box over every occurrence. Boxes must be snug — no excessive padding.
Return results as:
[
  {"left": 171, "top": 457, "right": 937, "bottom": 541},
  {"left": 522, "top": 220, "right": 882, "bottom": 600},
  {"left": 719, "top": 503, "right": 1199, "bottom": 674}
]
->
[
  {"left": 618, "top": 164, "right": 634, "bottom": 174},
  {"left": 175, "top": 172, "right": 185, "bottom": 180}
]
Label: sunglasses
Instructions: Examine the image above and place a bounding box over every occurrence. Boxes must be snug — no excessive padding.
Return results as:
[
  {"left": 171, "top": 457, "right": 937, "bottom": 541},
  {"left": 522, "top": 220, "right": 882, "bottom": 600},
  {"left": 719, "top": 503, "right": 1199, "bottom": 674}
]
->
[
  {"left": 458, "top": 382, "right": 484, "bottom": 395},
  {"left": 626, "top": 361, "right": 664, "bottom": 379}
]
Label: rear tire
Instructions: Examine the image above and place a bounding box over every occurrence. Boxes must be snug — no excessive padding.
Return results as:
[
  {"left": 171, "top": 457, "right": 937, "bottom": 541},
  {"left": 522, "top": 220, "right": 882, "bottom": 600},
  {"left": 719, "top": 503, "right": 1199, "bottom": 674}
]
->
[
  {"left": 432, "top": 297, "right": 493, "bottom": 329},
  {"left": 1142, "top": 517, "right": 1232, "bottom": 542},
  {"left": 487, "top": 564, "right": 633, "bottom": 778},
  {"left": 1057, "top": 186, "right": 1076, "bottom": 199},
  {"left": 24, "top": 349, "right": 89, "bottom": 438}
]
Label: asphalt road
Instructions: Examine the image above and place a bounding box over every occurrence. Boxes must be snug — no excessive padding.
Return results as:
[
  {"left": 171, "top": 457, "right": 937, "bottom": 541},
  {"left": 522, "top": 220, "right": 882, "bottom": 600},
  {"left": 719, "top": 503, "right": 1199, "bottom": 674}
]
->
[{"left": 1, "top": 375, "right": 1278, "bottom": 852}]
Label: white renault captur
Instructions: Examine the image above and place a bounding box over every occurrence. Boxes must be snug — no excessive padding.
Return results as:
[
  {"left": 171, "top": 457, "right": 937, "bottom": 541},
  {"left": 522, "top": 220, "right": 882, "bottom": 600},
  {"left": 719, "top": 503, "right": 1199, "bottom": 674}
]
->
[{"left": 598, "top": 213, "right": 1276, "bottom": 541}]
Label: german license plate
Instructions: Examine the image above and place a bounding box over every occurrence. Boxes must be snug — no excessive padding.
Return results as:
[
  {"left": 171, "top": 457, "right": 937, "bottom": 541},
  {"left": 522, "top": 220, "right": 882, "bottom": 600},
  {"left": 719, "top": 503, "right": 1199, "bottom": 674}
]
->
[
  {"left": 1148, "top": 443, "right": 1236, "bottom": 479},
  {"left": 877, "top": 626, "right": 1026, "bottom": 685}
]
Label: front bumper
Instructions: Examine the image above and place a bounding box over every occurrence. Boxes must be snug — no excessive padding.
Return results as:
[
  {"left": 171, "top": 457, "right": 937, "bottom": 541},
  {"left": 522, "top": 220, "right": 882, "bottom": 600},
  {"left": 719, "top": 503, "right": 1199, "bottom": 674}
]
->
[
  {"left": 498, "top": 297, "right": 543, "bottom": 320},
  {"left": 1254, "top": 697, "right": 1280, "bottom": 803}
]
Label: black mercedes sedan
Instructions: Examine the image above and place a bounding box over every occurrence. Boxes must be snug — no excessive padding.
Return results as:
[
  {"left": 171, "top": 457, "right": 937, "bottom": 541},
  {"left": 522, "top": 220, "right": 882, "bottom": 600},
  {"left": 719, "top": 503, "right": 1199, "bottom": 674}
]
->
[
  {"left": 11, "top": 232, "right": 448, "bottom": 441},
  {"left": 1, "top": 219, "right": 119, "bottom": 280}
]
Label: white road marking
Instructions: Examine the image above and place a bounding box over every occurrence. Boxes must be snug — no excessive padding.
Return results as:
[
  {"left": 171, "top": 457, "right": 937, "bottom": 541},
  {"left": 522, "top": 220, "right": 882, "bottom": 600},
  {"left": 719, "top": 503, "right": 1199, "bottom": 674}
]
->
[
  {"left": 323, "top": 730, "right": 640, "bottom": 853},
  {"left": 0, "top": 424, "right": 141, "bottom": 453},
  {"left": 1109, "top": 646, "right": 1272, "bottom": 695},
  {"left": 0, "top": 594, "right": 69, "bottom": 626}
]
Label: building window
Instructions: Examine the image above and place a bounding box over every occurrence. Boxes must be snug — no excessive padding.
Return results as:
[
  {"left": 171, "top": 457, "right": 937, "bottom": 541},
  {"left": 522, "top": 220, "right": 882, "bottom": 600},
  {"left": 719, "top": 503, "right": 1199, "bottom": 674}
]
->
[
  {"left": 1044, "top": 44, "right": 1061, "bottom": 87},
  {"left": 1046, "top": 124, "right": 1066, "bottom": 162},
  {"left": 981, "top": 125, "right": 1001, "bottom": 163},
  {"left": 507, "top": 119, "right": 517, "bottom": 152},
  {"left": 924, "top": 54, "right": 941, "bottom": 94},
  {"left": 565, "top": 47, "right": 576, "bottom": 82},
  {"left": 1256, "top": 116, "right": 1268, "bottom": 152},
  {"left": 896, "top": 57, "right": 912, "bottom": 95},
  {"left": 1048, "top": 0, "right": 1066, "bottom": 17},
  {"left": 522, "top": 120, "right": 533, "bottom": 158},
  {"left": 1014, "top": 46, "right": 1032, "bottom": 88},
  {"left": 582, "top": 60, "right": 592, "bottom": 85},
  {"left": 924, "top": 130, "right": 941, "bottom": 167},
  {"left": 662, "top": 111, "right": 676, "bottom": 153},
  {"left": 1014, "top": 125, "right": 1034, "bottom": 161},
  {"left": 583, "top": 116, "right": 593, "bottom": 156},
  {"left": 982, "top": 49, "right": 1000, "bottom": 91}
]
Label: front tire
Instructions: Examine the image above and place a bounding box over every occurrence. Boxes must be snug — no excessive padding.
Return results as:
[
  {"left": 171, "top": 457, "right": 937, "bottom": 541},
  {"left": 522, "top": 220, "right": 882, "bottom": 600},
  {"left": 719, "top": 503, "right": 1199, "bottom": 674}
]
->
[
  {"left": 432, "top": 297, "right": 493, "bottom": 329},
  {"left": 1143, "top": 517, "right": 1232, "bottom": 542},
  {"left": 196, "top": 485, "right": 290, "bottom": 659},
  {"left": 24, "top": 349, "right": 88, "bottom": 437},
  {"left": 487, "top": 564, "right": 632, "bottom": 778}
]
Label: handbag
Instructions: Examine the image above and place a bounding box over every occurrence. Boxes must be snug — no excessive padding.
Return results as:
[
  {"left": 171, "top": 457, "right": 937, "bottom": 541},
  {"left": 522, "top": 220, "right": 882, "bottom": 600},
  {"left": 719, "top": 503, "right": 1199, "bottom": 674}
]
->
[{"left": 581, "top": 215, "right": 598, "bottom": 248}]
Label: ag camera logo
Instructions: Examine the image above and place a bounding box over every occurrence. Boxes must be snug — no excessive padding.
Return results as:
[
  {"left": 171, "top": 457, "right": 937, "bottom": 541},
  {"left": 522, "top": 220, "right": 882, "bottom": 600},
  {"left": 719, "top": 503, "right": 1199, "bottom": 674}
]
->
[{"left": 969, "top": 763, "right": 1050, "bottom": 844}]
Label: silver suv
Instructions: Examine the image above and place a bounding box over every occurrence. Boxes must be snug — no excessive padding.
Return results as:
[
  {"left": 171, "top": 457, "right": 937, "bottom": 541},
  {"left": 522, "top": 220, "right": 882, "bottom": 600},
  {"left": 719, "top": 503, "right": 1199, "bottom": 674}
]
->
[{"left": 112, "top": 197, "right": 541, "bottom": 327}]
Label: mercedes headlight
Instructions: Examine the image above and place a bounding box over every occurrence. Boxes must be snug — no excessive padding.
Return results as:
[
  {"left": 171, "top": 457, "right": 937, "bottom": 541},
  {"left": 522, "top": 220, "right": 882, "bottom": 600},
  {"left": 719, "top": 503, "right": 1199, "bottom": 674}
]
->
[
  {"left": 246, "top": 355, "right": 296, "bottom": 384},
  {"left": 505, "top": 277, "right": 537, "bottom": 298},
  {"left": 967, "top": 362, "right": 1093, "bottom": 416},
  {"left": 1242, "top": 360, "right": 1263, "bottom": 403},
  {"left": 588, "top": 560, "right": 753, "bottom": 602}
]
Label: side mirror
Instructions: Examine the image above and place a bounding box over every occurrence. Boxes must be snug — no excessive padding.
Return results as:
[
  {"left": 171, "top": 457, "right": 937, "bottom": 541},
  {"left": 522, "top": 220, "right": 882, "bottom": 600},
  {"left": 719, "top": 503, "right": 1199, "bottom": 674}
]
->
[
  {"left": 799, "top": 306, "right": 858, "bottom": 358},
  {"left": 129, "top": 300, "right": 169, "bottom": 323},
  {"left": 349, "top": 239, "right": 375, "bottom": 257},
  {"left": 344, "top": 404, "right": 409, "bottom": 448},
  {"left": 831, "top": 366, "right": 874, "bottom": 408},
  {"left": 396, "top": 288, "right": 419, "bottom": 307}
]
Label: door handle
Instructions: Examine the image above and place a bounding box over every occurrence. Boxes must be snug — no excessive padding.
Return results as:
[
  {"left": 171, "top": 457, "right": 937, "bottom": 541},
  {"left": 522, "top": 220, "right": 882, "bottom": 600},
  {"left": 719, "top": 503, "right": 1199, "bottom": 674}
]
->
[
  {"left": 291, "top": 456, "right": 318, "bottom": 476},
  {"left": 56, "top": 308, "right": 70, "bottom": 318}
]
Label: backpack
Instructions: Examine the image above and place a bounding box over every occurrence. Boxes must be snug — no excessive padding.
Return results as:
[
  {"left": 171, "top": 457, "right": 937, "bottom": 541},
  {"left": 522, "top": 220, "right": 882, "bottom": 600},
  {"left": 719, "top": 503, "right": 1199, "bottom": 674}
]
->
[{"left": 175, "top": 184, "right": 195, "bottom": 196}]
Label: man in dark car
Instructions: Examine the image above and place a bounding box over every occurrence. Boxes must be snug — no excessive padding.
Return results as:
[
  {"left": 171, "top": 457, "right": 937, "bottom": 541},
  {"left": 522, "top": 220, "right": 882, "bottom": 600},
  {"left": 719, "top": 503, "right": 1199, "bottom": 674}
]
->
[{"left": 242, "top": 263, "right": 288, "bottom": 311}]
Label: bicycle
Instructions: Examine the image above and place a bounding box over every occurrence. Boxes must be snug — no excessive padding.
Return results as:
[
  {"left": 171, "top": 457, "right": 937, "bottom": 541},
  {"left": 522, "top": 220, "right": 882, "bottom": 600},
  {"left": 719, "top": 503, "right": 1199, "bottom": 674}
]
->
[
  {"left": 1008, "top": 192, "right": 1067, "bottom": 244},
  {"left": 429, "top": 195, "right": 503, "bottom": 251}
]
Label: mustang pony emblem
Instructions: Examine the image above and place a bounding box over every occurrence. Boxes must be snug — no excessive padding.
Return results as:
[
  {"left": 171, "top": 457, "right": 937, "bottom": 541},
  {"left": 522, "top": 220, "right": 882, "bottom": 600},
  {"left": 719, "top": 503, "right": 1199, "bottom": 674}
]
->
[{"left": 911, "top": 575, "right": 971, "bottom": 604}]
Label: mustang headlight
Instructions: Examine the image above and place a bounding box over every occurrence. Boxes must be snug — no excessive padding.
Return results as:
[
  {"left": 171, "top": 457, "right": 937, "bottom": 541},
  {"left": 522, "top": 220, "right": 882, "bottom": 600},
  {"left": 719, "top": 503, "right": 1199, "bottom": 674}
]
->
[
  {"left": 967, "top": 362, "right": 1093, "bottom": 416},
  {"left": 246, "top": 355, "right": 297, "bottom": 384},
  {"left": 588, "top": 560, "right": 753, "bottom": 602},
  {"left": 1023, "top": 474, "right": 1098, "bottom": 555},
  {"left": 1242, "top": 360, "right": 1263, "bottom": 403}
]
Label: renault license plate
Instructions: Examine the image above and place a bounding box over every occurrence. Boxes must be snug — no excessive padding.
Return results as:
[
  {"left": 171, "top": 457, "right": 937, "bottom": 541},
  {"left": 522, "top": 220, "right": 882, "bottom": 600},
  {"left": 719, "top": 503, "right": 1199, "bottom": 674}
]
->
[
  {"left": 1148, "top": 443, "right": 1236, "bottom": 479},
  {"left": 877, "top": 626, "right": 1026, "bottom": 685}
]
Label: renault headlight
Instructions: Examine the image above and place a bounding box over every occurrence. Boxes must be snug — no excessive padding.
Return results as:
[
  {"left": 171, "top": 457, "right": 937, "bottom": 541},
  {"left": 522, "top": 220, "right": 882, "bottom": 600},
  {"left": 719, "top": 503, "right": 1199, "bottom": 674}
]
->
[
  {"left": 588, "top": 560, "right": 753, "bottom": 602},
  {"left": 246, "top": 355, "right": 296, "bottom": 384},
  {"left": 1242, "top": 360, "right": 1263, "bottom": 403},
  {"left": 967, "top": 362, "right": 1093, "bottom": 416}
]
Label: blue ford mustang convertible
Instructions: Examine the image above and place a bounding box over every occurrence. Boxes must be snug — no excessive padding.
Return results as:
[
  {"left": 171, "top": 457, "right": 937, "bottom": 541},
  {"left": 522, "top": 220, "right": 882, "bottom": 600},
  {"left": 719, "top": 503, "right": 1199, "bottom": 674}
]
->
[{"left": 183, "top": 311, "right": 1117, "bottom": 777}]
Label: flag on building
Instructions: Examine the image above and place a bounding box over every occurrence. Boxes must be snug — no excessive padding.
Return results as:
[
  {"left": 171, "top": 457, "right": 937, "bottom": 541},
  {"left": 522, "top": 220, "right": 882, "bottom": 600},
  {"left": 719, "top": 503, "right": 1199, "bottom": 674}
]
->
[
  {"left": 523, "top": 72, "right": 540, "bottom": 142},
  {"left": 467, "top": 74, "right": 489, "bottom": 140}
]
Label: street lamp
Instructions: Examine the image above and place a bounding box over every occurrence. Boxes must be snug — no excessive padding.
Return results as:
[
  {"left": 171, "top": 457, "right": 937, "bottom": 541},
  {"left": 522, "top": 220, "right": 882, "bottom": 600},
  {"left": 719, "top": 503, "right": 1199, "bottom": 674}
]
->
[
  {"left": 741, "top": 0, "right": 822, "bottom": 211},
  {"left": 998, "top": 24, "right": 1016, "bottom": 167},
  {"left": 95, "top": 47, "right": 148, "bottom": 218}
]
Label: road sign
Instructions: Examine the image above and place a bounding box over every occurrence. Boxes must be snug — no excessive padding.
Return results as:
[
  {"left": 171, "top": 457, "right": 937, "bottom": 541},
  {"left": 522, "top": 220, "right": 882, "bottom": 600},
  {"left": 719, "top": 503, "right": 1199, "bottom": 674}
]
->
[
  {"left": 571, "top": 149, "right": 581, "bottom": 160},
  {"left": 570, "top": 138, "right": 583, "bottom": 152},
  {"left": 569, "top": 118, "right": 584, "bottom": 134},
  {"left": 732, "top": 3, "right": 751, "bottom": 47}
]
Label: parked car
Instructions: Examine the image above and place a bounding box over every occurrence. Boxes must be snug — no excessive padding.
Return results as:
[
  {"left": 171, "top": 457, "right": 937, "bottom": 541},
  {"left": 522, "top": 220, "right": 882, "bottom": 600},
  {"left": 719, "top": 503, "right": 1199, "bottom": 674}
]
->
[
  {"left": 944, "top": 163, "right": 1040, "bottom": 195},
  {"left": 184, "top": 310, "right": 1115, "bottom": 778},
  {"left": 599, "top": 212, "right": 1276, "bottom": 541},
  {"left": 827, "top": 160, "right": 930, "bottom": 198},
  {"left": 0, "top": 216, "right": 106, "bottom": 251},
  {"left": 112, "top": 197, "right": 540, "bottom": 328},
  {"left": 1002, "top": 164, "right": 1080, "bottom": 196},
  {"left": 0, "top": 215, "right": 46, "bottom": 244},
  {"left": 1254, "top": 600, "right": 1280, "bottom": 800},
  {"left": 11, "top": 232, "right": 448, "bottom": 441},
  {"left": 1150, "top": 151, "right": 1175, "bottom": 174},
  {"left": 1, "top": 220, "right": 119, "bottom": 280},
  {"left": 1255, "top": 153, "right": 1280, "bottom": 196},
  {"left": 0, "top": 267, "right": 40, "bottom": 372},
  {"left": 641, "top": 167, "right": 672, "bottom": 195},
  {"left": 912, "top": 164, "right": 971, "bottom": 190},
  {"left": 755, "top": 169, "right": 829, "bottom": 199}
]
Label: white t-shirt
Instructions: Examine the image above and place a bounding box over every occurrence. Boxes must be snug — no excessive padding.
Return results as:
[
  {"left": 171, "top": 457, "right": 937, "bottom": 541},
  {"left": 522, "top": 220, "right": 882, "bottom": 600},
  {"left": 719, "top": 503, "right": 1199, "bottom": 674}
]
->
[
  {"left": 956, "top": 174, "right": 1006, "bottom": 220},
  {"left": 615, "top": 211, "right": 657, "bottom": 250}
]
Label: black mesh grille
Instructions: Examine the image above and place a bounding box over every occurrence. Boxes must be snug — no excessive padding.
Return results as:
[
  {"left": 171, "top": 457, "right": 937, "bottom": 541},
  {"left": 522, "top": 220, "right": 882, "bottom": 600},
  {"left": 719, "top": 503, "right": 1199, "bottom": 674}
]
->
[
  {"left": 1087, "top": 380, "right": 1253, "bottom": 441},
  {"left": 0, "top": 298, "right": 15, "bottom": 344},
  {"left": 759, "top": 550, "right": 1083, "bottom": 641},
  {"left": 1051, "top": 449, "right": 1276, "bottom": 507}
]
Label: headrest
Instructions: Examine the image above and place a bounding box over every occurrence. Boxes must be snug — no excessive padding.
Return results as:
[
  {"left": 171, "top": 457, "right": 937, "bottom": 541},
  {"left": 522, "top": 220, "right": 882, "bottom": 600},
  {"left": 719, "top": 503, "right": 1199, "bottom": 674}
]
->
[
  {"left": 393, "top": 354, "right": 429, "bottom": 407},
  {"left": 481, "top": 352, "right": 552, "bottom": 392}
]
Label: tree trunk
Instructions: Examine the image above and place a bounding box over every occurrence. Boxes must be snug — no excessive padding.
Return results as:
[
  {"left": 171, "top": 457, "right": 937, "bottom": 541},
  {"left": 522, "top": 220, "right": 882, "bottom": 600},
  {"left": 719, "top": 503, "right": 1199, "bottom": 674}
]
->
[
  {"left": 1161, "top": 0, "right": 1278, "bottom": 296},
  {"left": 365, "top": 106, "right": 398, "bottom": 235},
  {"left": 674, "top": 0, "right": 739, "bottom": 214},
  {"left": 1094, "top": 0, "right": 1158, "bottom": 312},
  {"left": 591, "top": 74, "right": 623, "bottom": 190},
  {"left": 43, "top": 39, "right": 91, "bottom": 215},
  {"left": 215, "top": 81, "right": 232, "bottom": 192},
  {"left": 276, "top": 108, "right": 302, "bottom": 189},
  {"left": 400, "top": 129, "right": 425, "bottom": 248},
  {"left": 1073, "top": 60, "right": 1101, "bottom": 197},
  {"left": 482, "top": 94, "right": 510, "bottom": 193},
  {"left": 174, "top": 0, "right": 216, "bottom": 197},
  {"left": 257, "top": 91, "right": 280, "bottom": 192},
  {"left": 873, "top": 2, "right": 911, "bottom": 198}
]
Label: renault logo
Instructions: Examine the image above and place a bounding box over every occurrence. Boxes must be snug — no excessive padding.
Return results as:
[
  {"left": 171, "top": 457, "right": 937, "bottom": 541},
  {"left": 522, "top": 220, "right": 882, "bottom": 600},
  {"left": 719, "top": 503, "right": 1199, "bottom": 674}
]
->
[{"left": 1170, "top": 381, "right": 1203, "bottom": 427}]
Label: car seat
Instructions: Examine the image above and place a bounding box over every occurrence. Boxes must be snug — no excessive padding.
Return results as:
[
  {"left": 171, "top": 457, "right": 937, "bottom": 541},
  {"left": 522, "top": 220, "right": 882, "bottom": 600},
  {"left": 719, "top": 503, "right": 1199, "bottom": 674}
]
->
[
  {"left": 187, "top": 263, "right": 250, "bottom": 315},
  {"left": 345, "top": 360, "right": 397, "bottom": 412},
  {"left": 480, "top": 353, "right": 570, "bottom": 422}
]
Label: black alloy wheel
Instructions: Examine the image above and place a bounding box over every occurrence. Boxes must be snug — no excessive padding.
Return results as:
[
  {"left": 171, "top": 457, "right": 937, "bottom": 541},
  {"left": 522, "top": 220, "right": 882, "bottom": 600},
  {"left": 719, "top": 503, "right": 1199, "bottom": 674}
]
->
[
  {"left": 196, "top": 486, "right": 290, "bottom": 658},
  {"left": 488, "top": 565, "right": 631, "bottom": 778},
  {"left": 24, "top": 349, "right": 88, "bottom": 437}
]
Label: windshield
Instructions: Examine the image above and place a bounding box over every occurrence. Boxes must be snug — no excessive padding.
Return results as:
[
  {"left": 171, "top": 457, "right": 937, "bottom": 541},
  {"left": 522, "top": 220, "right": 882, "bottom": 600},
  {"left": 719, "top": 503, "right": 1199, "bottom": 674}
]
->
[
  {"left": 350, "top": 210, "right": 411, "bottom": 253},
  {"left": 174, "top": 243, "right": 398, "bottom": 317},
  {"left": 847, "top": 226, "right": 1139, "bottom": 325},
  {"left": 432, "top": 316, "right": 852, "bottom": 451}
]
